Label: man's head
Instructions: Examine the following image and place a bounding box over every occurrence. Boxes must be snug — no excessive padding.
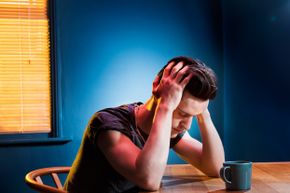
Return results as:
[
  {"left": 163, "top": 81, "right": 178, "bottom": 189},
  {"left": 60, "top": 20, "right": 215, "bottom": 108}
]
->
[
  {"left": 157, "top": 56, "right": 218, "bottom": 101},
  {"left": 156, "top": 56, "right": 218, "bottom": 136}
]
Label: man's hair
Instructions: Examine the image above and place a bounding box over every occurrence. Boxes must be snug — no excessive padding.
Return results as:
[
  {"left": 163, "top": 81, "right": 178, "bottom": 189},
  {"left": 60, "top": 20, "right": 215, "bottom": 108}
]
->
[{"left": 157, "top": 56, "right": 218, "bottom": 100}]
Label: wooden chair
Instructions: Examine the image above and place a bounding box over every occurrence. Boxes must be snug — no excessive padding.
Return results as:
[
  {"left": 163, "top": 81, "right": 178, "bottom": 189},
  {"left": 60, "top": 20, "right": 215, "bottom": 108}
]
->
[{"left": 25, "top": 167, "right": 71, "bottom": 193}]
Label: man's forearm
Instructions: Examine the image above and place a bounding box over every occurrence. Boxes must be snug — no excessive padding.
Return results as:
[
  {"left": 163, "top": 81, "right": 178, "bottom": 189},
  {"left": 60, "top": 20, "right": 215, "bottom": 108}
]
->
[
  {"left": 197, "top": 109, "right": 225, "bottom": 176},
  {"left": 135, "top": 101, "right": 173, "bottom": 189}
]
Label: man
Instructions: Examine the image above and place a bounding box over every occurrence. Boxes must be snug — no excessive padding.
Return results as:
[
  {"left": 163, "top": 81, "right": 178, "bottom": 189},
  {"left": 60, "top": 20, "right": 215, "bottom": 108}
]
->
[{"left": 64, "top": 56, "right": 225, "bottom": 193}]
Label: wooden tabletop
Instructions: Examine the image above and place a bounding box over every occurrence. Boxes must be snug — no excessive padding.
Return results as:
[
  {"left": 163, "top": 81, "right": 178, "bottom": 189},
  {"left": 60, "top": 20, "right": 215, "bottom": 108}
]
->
[{"left": 141, "top": 162, "right": 290, "bottom": 193}]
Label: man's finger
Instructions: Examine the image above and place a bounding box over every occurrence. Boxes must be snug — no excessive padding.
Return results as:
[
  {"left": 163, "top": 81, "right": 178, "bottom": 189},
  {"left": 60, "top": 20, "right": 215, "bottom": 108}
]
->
[
  {"left": 163, "top": 61, "right": 176, "bottom": 77},
  {"left": 152, "top": 75, "right": 161, "bottom": 88},
  {"left": 175, "top": 66, "right": 189, "bottom": 83},
  {"left": 170, "top": 62, "right": 184, "bottom": 78},
  {"left": 180, "top": 73, "right": 194, "bottom": 88}
]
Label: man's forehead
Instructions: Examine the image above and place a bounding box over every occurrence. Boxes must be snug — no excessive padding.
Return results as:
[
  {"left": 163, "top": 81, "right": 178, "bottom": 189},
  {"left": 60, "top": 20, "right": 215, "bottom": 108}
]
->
[{"left": 179, "top": 92, "right": 209, "bottom": 115}]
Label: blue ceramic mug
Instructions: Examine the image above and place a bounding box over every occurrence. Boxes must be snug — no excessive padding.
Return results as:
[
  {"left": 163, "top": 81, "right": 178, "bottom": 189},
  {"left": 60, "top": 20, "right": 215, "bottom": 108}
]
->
[{"left": 220, "top": 161, "right": 252, "bottom": 191}]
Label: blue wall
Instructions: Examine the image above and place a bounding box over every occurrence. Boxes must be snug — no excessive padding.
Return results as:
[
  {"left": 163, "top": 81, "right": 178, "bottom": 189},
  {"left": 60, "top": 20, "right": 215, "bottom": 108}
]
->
[
  {"left": 223, "top": 0, "right": 290, "bottom": 161},
  {"left": 0, "top": 1, "right": 223, "bottom": 193},
  {"left": 57, "top": 0, "right": 223, "bottom": 164}
]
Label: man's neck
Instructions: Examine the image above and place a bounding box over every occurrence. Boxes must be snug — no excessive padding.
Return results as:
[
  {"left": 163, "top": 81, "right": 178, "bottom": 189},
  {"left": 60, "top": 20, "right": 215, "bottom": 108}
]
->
[{"left": 136, "top": 96, "right": 157, "bottom": 135}]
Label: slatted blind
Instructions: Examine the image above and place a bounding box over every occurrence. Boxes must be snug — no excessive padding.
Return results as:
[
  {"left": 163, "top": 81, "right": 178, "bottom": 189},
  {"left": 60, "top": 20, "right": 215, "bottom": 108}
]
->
[{"left": 0, "top": 0, "right": 51, "bottom": 134}]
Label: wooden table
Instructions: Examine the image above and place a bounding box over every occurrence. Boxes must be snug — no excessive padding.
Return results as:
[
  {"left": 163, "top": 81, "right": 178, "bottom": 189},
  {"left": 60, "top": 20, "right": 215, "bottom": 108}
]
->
[{"left": 141, "top": 162, "right": 290, "bottom": 193}]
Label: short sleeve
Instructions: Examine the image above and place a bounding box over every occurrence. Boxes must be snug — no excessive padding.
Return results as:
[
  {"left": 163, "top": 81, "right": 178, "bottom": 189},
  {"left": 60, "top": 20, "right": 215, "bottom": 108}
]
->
[
  {"left": 170, "top": 131, "right": 185, "bottom": 148},
  {"left": 86, "top": 111, "right": 133, "bottom": 146}
]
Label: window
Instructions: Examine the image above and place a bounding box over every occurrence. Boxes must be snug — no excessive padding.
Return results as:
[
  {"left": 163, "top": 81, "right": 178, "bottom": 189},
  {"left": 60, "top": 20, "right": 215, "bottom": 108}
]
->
[
  {"left": 0, "top": 0, "right": 51, "bottom": 135},
  {"left": 0, "top": 0, "right": 69, "bottom": 145}
]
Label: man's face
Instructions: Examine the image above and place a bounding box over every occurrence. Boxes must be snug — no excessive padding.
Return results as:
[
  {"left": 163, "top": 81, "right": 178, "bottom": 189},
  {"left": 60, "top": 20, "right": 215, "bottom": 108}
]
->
[{"left": 171, "top": 91, "right": 209, "bottom": 137}]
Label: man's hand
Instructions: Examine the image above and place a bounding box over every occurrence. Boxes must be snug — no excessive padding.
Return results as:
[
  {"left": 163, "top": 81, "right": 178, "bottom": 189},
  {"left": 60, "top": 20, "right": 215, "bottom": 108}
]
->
[
  {"left": 152, "top": 61, "right": 193, "bottom": 110},
  {"left": 196, "top": 108, "right": 211, "bottom": 123}
]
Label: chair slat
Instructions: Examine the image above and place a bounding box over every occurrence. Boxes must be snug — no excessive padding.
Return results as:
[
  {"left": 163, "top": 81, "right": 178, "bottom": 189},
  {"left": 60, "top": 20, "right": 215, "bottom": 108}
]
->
[
  {"left": 25, "top": 166, "right": 70, "bottom": 193},
  {"left": 51, "top": 172, "right": 63, "bottom": 189},
  {"left": 35, "top": 176, "right": 43, "bottom": 184}
]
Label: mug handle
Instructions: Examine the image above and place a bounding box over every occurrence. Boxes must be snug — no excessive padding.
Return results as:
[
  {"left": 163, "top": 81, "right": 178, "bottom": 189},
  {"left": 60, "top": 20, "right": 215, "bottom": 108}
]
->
[{"left": 220, "top": 166, "right": 232, "bottom": 184}]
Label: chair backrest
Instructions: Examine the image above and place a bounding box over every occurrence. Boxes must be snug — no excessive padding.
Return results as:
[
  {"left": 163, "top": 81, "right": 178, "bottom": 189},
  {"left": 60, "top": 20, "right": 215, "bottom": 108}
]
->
[{"left": 25, "top": 167, "right": 70, "bottom": 193}]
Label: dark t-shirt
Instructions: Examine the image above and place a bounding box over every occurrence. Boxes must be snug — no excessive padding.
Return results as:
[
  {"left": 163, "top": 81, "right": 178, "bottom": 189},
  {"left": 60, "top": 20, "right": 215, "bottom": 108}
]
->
[{"left": 64, "top": 103, "right": 185, "bottom": 193}]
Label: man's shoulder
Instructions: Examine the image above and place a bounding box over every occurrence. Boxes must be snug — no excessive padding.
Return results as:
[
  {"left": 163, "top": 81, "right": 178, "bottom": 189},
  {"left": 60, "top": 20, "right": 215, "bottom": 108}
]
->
[
  {"left": 86, "top": 102, "right": 142, "bottom": 137},
  {"left": 90, "top": 103, "right": 136, "bottom": 124}
]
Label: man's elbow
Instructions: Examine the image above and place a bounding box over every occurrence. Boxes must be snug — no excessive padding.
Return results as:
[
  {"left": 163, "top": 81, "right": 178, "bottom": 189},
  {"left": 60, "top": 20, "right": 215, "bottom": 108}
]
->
[
  {"left": 205, "top": 169, "right": 220, "bottom": 178},
  {"left": 203, "top": 164, "right": 223, "bottom": 178},
  {"left": 141, "top": 183, "right": 160, "bottom": 191},
  {"left": 203, "top": 158, "right": 224, "bottom": 178},
  {"left": 137, "top": 176, "right": 161, "bottom": 191}
]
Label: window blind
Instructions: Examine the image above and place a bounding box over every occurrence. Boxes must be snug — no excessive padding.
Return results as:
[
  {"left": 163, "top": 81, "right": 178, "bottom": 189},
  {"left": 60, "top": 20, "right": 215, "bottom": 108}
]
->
[{"left": 0, "top": 0, "right": 51, "bottom": 134}]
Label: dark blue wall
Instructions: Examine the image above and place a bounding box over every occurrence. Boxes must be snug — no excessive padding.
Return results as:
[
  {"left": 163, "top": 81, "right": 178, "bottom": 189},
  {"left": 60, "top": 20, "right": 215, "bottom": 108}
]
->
[
  {"left": 0, "top": 1, "right": 223, "bottom": 193},
  {"left": 223, "top": 0, "right": 290, "bottom": 161}
]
